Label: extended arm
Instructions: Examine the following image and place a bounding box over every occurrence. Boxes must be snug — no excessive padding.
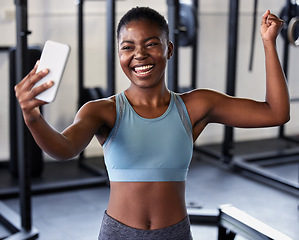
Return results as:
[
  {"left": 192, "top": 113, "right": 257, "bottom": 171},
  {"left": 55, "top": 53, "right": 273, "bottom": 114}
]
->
[{"left": 15, "top": 62, "right": 109, "bottom": 160}]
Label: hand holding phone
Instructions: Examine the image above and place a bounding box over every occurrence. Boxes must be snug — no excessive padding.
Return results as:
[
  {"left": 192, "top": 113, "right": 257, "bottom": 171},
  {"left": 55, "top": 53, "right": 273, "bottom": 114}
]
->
[{"left": 34, "top": 40, "right": 70, "bottom": 102}]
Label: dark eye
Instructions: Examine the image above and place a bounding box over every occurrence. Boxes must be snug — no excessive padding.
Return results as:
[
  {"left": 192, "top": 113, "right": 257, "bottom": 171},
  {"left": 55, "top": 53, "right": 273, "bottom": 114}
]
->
[
  {"left": 121, "top": 45, "right": 134, "bottom": 51},
  {"left": 146, "top": 42, "right": 159, "bottom": 47}
]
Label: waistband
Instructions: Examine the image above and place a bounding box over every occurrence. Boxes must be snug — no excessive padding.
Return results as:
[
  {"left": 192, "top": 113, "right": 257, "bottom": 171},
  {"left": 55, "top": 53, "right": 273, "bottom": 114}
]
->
[{"left": 98, "top": 211, "right": 193, "bottom": 240}]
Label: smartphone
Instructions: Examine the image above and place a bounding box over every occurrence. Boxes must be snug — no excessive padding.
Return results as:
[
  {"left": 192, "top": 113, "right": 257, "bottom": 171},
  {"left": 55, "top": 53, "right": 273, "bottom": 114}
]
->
[{"left": 34, "top": 40, "right": 70, "bottom": 102}]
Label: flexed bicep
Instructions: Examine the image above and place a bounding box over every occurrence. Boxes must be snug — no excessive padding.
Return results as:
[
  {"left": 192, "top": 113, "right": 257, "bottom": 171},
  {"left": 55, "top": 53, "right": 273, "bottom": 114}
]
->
[{"left": 209, "top": 94, "right": 280, "bottom": 128}]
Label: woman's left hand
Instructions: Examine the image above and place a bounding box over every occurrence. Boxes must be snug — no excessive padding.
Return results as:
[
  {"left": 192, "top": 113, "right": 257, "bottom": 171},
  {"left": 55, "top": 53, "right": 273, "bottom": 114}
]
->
[{"left": 261, "top": 10, "right": 284, "bottom": 43}]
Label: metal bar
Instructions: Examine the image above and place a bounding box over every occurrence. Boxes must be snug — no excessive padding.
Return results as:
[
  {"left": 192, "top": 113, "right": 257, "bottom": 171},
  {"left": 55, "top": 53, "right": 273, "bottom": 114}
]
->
[
  {"left": 193, "top": 145, "right": 224, "bottom": 160},
  {"left": 0, "top": 202, "right": 19, "bottom": 234},
  {"left": 248, "top": 0, "right": 258, "bottom": 71},
  {"left": 78, "top": 0, "right": 84, "bottom": 106},
  {"left": 15, "top": 0, "right": 32, "bottom": 231},
  {"left": 77, "top": 0, "right": 86, "bottom": 161},
  {"left": 167, "top": 0, "right": 179, "bottom": 92},
  {"left": 218, "top": 205, "right": 293, "bottom": 240},
  {"left": 233, "top": 148, "right": 299, "bottom": 195},
  {"left": 106, "top": 0, "right": 115, "bottom": 96},
  {"left": 222, "top": 0, "right": 239, "bottom": 162},
  {"left": 187, "top": 207, "right": 218, "bottom": 224},
  {"left": 191, "top": 0, "right": 198, "bottom": 90},
  {"left": 0, "top": 202, "right": 38, "bottom": 239},
  {"left": 234, "top": 160, "right": 299, "bottom": 193},
  {"left": 279, "top": 0, "right": 291, "bottom": 138},
  {"left": 0, "top": 46, "right": 11, "bottom": 51},
  {"left": 4, "top": 229, "right": 39, "bottom": 240}
]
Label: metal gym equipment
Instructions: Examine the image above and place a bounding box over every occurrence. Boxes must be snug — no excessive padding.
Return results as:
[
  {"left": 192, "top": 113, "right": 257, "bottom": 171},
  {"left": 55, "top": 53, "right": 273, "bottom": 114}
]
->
[
  {"left": 167, "top": 0, "right": 199, "bottom": 92},
  {"left": 77, "top": 0, "right": 115, "bottom": 106},
  {"left": 0, "top": 0, "right": 39, "bottom": 238},
  {"left": 187, "top": 1, "right": 296, "bottom": 237},
  {"left": 194, "top": 0, "right": 299, "bottom": 196},
  {"left": 280, "top": 1, "right": 299, "bottom": 48},
  {"left": 9, "top": 47, "right": 43, "bottom": 179},
  {"left": 279, "top": 0, "right": 299, "bottom": 140},
  {"left": 217, "top": 204, "right": 293, "bottom": 240},
  {"left": 232, "top": 0, "right": 299, "bottom": 196},
  {"left": 76, "top": 0, "right": 115, "bottom": 176},
  {"left": 191, "top": 0, "right": 239, "bottom": 162},
  {"left": 0, "top": 6, "right": 114, "bottom": 196},
  {"left": 1, "top": 0, "right": 114, "bottom": 238},
  {"left": 187, "top": 204, "right": 293, "bottom": 240},
  {"left": 288, "top": 16, "right": 299, "bottom": 46}
]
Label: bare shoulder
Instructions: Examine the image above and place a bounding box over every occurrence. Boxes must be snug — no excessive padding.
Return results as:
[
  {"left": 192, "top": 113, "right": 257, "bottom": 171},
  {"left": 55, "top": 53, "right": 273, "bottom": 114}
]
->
[
  {"left": 76, "top": 96, "right": 116, "bottom": 126},
  {"left": 178, "top": 89, "right": 228, "bottom": 128},
  {"left": 180, "top": 88, "right": 224, "bottom": 107},
  {"left": 81, "top": 96, "right": 116, "bottom": 112}
]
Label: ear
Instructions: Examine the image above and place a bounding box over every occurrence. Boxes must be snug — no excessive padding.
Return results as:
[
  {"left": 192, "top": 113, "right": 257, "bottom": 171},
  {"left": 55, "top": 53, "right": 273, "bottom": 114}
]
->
[{"left": 167, "top": 41, "right": 174, "bottom": 59}]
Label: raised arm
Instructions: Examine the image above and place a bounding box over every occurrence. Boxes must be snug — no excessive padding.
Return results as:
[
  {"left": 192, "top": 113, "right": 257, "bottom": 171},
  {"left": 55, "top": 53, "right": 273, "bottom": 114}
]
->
[
  {"left": 260, "top": 10, "right": 290, "bottom": 124},
  {"left": 15, "top": 62, "right": 112, "bottom": 160},
  {"left": 186, "top": 10, "right": 289, "bottom": 132}
]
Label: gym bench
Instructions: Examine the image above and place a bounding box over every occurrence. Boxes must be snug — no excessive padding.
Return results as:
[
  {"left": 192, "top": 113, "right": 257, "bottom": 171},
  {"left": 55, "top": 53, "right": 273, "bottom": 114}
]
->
[
  {"left": 218, "top": 204, "right": 293, "bottom": 240},
  {"left": 188, "top": 204, "right": 293, "bottom": 240}
]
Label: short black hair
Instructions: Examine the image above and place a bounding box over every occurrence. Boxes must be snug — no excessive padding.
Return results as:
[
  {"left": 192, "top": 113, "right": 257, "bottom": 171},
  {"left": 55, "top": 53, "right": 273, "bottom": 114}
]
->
[{"left": 117, "top": 7, "right": 169, "bottom": 42}]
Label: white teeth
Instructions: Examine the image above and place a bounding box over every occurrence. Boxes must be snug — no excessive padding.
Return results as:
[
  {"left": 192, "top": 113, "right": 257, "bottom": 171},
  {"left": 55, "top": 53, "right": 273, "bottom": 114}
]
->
[
  {"left": 134, "top": 65, "right": 153, "bottom": 72},
  {"left": 137, "top": 69, "right": 152, "bottom": 75}
]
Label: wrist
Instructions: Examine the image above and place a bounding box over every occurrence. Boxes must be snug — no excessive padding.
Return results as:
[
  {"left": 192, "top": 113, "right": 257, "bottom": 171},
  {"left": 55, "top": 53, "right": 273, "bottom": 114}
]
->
[
  {"left": 262, "top": 39, "right": 277, "bottom": 50},
  {"left": 24, "top": 112, "right": 42, "bottom": 127}
]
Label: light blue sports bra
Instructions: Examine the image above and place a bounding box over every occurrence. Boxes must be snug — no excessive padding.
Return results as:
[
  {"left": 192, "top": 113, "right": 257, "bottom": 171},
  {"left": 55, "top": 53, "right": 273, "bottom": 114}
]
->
[{"left": 103, "top": 91, "right": 193, "bottom": 182}]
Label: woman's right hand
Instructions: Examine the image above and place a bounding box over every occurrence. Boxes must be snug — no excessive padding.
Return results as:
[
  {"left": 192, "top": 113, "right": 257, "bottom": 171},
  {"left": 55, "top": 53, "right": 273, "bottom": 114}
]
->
[{"left": 14, "top": 61, "right": 54, "bottom": 124}]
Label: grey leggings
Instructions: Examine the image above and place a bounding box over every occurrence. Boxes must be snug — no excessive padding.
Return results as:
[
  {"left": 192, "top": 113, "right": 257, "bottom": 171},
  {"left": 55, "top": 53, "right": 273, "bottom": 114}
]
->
[{"left": 98, "top": 211, "right": 193, "bottom": 240}]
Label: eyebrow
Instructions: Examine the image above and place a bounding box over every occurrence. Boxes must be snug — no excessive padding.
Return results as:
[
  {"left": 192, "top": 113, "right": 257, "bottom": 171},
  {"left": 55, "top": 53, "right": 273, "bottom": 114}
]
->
[{"left": 120, "top": 36, "right": 161, "bottom": 45}]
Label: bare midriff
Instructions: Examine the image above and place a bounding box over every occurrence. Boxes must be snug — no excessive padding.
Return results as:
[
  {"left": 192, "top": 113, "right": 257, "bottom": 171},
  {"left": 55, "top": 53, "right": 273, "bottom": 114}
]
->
[{"left": 106, "top": 181, "right": 187, "bottom": 230}]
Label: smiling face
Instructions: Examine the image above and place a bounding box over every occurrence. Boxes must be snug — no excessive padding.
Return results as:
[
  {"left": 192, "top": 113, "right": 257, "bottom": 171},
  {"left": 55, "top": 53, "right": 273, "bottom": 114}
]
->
[{"left": 118, "top": 19, "right": 173, "bottom": 90}]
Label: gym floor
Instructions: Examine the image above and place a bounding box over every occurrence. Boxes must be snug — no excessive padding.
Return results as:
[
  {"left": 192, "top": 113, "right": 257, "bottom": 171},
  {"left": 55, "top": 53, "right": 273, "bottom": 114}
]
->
[{"left": 0, "top": 139, "right": 298, "bottom": 240}]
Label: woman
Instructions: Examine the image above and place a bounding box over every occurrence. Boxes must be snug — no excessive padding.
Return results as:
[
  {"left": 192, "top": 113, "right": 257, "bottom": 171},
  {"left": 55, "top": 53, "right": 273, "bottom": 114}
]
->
[{"left": 15, "top": 7, "right": 289, "bottom": 240}]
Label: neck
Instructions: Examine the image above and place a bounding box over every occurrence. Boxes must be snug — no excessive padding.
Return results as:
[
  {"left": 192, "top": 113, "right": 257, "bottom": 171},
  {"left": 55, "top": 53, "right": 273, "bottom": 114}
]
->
[{"left": 125, "top": 84, "right": 170, "bottom": 107}]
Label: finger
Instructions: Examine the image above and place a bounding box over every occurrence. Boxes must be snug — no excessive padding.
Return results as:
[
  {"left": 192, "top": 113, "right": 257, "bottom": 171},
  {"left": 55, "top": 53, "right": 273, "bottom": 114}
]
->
[
  {"left": 17, "top": 60, "right": 40, "bottom": 88},
  {"left": 260, "top": 10, "right": 271, "bottom": 34},
  {"left": 15, "top": 69, "right": 50, "bottom": 104},
  {"left": 26, "top": 60, "right": 42, "bottom": 80},
  {"left": 23, "top": 68, "right": 49, "bottom": 90},
  {"left": 267, "top": 17, "right": 284, "bottom": 27},
  {"left": 261, "top": 10, "right": 270, "bottom": 25},
  {"left": 267, "top": 12, "right": 284, "bottom": 23},
  {"left": 16, "top": 60, "right": 45, "bottom": 92},
  {"left": 30, "top": 80, "right": 54, "bottom": 99},
  {"left": 16, "top": 78, "right": 53, "bottom": 104},
  {"left": 268, "top": 17, "right": 284, "bottom": 22}
]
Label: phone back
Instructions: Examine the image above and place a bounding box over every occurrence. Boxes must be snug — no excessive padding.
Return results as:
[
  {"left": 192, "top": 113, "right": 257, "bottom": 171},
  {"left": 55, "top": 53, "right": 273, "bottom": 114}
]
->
[{"left": 34, "top": 40, "right": 70, "bottom": 102}]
